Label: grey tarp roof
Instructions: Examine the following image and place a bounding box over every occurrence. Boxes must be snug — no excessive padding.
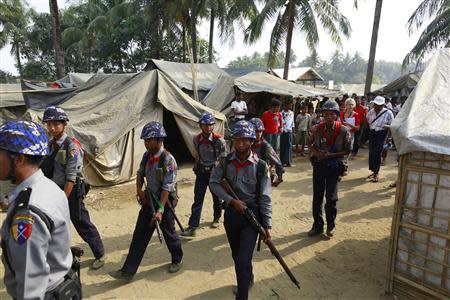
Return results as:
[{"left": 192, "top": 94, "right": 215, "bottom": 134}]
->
[
  {"left": 22, "top": 80, "right": 77, "bottom": 109},
  {"left": 146, "top": 59, "right": 229, "bottom": 91},
  {"left": 0, "top": 84, "right": 27, "bottom": 123},
  {"left": 235, "top": 72, "right": 321, "bottom": 97},
  {"left": 57, "top": 72, "right": 95, "bottom": 88},
  {"left": 0, "top": 83, "right": 24, "bottom": 108},
  {"left": 203, "top": 72, "right": 337, "bottom": 113},
  {"left": 376, "top": 72, "right": 422, "bottom": 95},
  {"left": 223, "top": 67, "right": 271, "bottom": 78},
  {"left": 27, "top": 70, "right": 226, "bottom": 186},
  {"left": 391, "top": 48, "right": 450, "bottom": 156}
]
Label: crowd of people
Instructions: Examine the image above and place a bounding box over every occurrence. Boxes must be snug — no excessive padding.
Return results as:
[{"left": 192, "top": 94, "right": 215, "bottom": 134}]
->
[{"left": 0, "top": 90, "right": 405, "bottom": 300}]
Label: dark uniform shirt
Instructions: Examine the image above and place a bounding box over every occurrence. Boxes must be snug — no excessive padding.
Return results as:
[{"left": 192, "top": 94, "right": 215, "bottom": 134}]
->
[
  {"left": 309, "top": 121, "right": 351, "bottom": 161},
  {"left": 51, "top": 133, "right": 84, "bottom": 188},
  {"left": 209, "top": 152, "right": 272, "bottom": 229},
  {"left": 193, "top": 133, "right": 227, "bottom": 167},
  {"left": 251, "top": 140, "right": 284, "bottom": 180},
  {"left": 137, "top": 147, "right": 177, "bottom": 195}
]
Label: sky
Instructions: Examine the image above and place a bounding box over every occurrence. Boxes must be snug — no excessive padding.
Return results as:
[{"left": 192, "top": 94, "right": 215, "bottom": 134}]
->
[{"left": 0, "top": 0, "right": 427, "bottom": 75}]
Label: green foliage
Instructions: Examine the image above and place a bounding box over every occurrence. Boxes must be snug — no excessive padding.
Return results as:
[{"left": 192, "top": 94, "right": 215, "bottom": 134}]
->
[
  {"left": 226, "top": 51, "right": 296, "bottom": 68},
  {"left": 0, "top": 69, "right": 17, "bottom": 83},
  {"left": 298, "top": 51, "right": 402, "bottom": 84},
  {"left": 228, "top": 50, "right": 402, "bottom": 84},
  {"left": 404, "top": 0, "right": 450, "bottom": 67}
]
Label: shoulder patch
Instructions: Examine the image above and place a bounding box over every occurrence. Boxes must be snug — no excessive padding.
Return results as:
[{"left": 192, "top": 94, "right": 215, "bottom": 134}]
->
[{"left": 11, "top": 214, "right": 35, "bottom": 244}]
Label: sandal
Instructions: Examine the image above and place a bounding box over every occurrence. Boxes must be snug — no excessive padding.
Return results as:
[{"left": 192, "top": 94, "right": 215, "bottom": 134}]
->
[
  {"left": 367, "top": 173, "right": 375, "bottom": 179},
  {"left": 371, "top": 176, "right": 379, "bottom": 183}
]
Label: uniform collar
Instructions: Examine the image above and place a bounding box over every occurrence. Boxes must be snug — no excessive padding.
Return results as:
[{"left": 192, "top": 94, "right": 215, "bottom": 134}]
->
[
  {"left": 150, "top": 147, "right": 164, "bottom": 157},
  {"left": 8, "top": 169, "right": 44, "bottom": 206},
  {"left": 199, "top": 133, "right": 213, "bottom": 141},
  {"left": 228, "top": 151, "right": 258, "bottom": 164},
  {"left": 54, "top": 133, "right": 68, "bottom": 146}
]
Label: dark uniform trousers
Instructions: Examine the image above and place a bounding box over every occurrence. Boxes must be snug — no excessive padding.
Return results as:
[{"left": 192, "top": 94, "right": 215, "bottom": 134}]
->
[
  {"left": 68, "top": 190, "right": 104, "bottom": 259},
  {"left": 369, "top": 129, "right": 388, "bottom": 173},
  {"left": 188, "top": 171, "right": 222, "bottom": 228},
  {"left": 224, "top": 207, "right": 259, "bottom": 300},
  {"left": 312, "top": 162, "right": 339, "bottom": 231},
  {"left": 122, "top": 205, "right": 183, "bottom": 275}
]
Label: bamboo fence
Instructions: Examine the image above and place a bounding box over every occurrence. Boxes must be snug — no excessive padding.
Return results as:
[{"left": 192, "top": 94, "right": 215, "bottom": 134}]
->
[{"left": 386, "top": 152, "right": 450, "bottom": 299}]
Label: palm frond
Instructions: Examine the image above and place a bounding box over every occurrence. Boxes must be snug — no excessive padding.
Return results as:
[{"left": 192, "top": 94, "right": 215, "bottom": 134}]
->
[
  {"left": 407, "top": 0, "right": 447, "bottom": 34},
  {"left": 244, "top": 0, "right": 285, "bottom": 44},
  {"left": 403, "top": 6, "right": 450, "bottom": 67},
  {"left": 296, "top": 0, "right": 319, "bottom": 52},
  {"left": 268, "top": 8, "right": 290, "bottom": 67}
]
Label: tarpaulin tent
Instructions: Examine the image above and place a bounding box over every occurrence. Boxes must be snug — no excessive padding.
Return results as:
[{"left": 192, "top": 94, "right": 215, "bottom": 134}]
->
[
  {"left": 21, "top": 80, "right": 77, "bottom": 109},
  {"left": 145, "top": 59, "right": 229, "bottom": 101},
  {"left": 203, "top": 72, "right": 336, "bottom": 117},
  {"left": 376, "top": 72, "right": 422, "bottom": 97},
  {"left": 27, "top": 70, "right": 226, "bottom": 186},
  {"left": 386, "top": 48, "right": 450, "bottom": 299},
  {"left": 56, "top": 72, "right": 95, "bottom": 88},
  {"left": 0, "top": 84, "right": 27, "bottom": 123}
]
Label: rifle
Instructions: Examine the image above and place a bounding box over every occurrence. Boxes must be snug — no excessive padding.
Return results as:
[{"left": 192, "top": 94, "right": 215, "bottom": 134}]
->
[
  {"left": 143, "top": 183, "right": 163, "bottom": 244},
  {"left": 220, "top": 179, "right": 301, "bottom": 290},
  {"left": 166, "top": 200, "right": 185, "bottom": 233}
]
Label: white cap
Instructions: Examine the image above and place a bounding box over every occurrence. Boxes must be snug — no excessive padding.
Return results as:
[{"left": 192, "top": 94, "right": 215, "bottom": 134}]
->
[{"left": 371, "top": 96, "right": 385, "bottom": 106}]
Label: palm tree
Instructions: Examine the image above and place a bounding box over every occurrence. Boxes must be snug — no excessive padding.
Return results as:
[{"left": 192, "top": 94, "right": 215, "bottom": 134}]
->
[
  {"left": 163, "top": 0, "right": 191, "bottom": 62},
  {"left": 364, "top": 0, "right": 383, "bottom": 96},
  {"left": 245, "top": 0, "right": 351, "bottom": 80},
  {"left": 403, "top": 0, "right": 450, "bottom": 68},
  {"left": 49, "top": 0, "right": 65, "bottom": 78},
  {"left": 190, "top": 0, "right": 198, "bottom": 62},
  {"left": 0, "top": 0, "right": 28, "bottom": 76}
]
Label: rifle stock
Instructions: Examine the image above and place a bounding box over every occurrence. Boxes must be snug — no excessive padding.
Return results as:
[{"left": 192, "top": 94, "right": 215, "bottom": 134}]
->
[{"left": 220, "top": 179, "right": 300, "bottom": 290}]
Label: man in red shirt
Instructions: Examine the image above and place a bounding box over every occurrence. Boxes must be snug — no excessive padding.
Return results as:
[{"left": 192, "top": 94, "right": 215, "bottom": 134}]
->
[
  {"left": 352, "top": 96, "right": 368, "bottom": 156},
  {"left": 261, "top": 99, "right": 283, "bottom": 150}
]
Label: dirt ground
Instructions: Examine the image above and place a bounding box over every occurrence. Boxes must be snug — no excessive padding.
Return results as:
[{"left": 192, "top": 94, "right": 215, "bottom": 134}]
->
[{"left": 0, "top": 148, "right": 399, "bottom": 299}]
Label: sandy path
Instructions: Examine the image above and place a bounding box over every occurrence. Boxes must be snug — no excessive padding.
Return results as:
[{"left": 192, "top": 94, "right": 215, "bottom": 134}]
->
[{"left": 1, "top": 148, "right": 398, "bottom": 299}]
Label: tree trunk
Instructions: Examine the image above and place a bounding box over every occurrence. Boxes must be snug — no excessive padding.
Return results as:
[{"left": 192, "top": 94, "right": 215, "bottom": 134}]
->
[
  {"left": 283, "top": 0, "right": 295, "bottom": 80},
  {"left": 208, "top": 8, "right": 215, "bottom": 63},
  {"left": 364, "top": 0, "right": 383, "bottom": 95},
  {"left": 182, "top": 22, "right": 186, "bottom": 62},
  {"left": 14, "top": 43, "right": 22, "bottom": 77},
  {"left": 49, "top": 0, "right": 65, "bottom": 78},
  {"left": 190, "top": 0, "right": 198, "bottom": 63}
]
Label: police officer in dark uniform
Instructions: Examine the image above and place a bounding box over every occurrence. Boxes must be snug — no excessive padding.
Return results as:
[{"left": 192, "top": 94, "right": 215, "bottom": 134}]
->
[
  {"left": 249, "top": 118, "right": 283, "bottom": 187},
  {"left": 41, "top": 106, "right": 105, "bottom": 269},
  {"left": 308, "top": 100, "right": 351, "bottom": 237},
  {"left": 112, "top": 121, "right": 183, "bottom": 281},
  {"left": 0, "top": 120, "right": 79, "bottom": 299},
  {"left": 210, "top": 120, "right": 272, "bottom": 300},
  {"left": 182, "top": 112, "right": 227, "bottom": 237}
]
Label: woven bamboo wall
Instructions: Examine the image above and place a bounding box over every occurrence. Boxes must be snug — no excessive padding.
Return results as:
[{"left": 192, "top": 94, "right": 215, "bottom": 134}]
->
[{"left": 386, "top": 152, "right": 450, "bottom": 299}]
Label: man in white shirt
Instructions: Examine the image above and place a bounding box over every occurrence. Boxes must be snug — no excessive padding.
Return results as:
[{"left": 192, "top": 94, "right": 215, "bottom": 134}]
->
[
  {"left": 366, "top": 96, "right": 394, "bottom": 182},
  {"left": 230, "top": 93, "right": 248, "bottom": 121},
  {"left": 280, "top": 103, "right": 295, "bottom": 167}
]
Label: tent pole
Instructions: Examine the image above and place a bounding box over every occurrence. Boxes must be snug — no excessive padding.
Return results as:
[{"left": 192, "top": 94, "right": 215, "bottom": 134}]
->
[{"left": 186, "top": 34, "right": 199, "bottom": 102}]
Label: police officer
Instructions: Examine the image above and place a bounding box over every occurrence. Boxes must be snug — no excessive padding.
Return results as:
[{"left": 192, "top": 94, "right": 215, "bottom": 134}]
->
[
  {"left": 41, "top": 106, "right": 105, "bottom": 269},
  {"left": 112, "top": 121, "right": 183, "bottom": 281},
  {"left": 0, "top": 120, "right": 75, "bottom": 299},
  {"left": 182, "top": 112, "right": 227, "bottom": 237},
  {"left": 249, "top": 118, "right": 283, "bottom": 187},
  {"left": 210, "top": 120, "right": 272, "bottom": 300},
  {"left": 308, "top": 100, "right": 351, "bottom": 237}
]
